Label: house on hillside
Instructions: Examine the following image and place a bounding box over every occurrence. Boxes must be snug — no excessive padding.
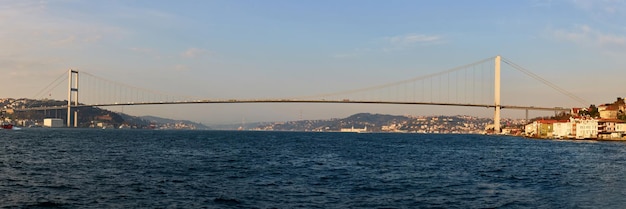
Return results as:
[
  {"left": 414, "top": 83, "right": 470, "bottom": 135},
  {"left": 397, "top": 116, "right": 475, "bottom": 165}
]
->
[
  {"left": 571, "top": 107, "right": 587, "bottom": 116},
  {"left": 599, "top": 104, "right": 619, "bottom": 119}
]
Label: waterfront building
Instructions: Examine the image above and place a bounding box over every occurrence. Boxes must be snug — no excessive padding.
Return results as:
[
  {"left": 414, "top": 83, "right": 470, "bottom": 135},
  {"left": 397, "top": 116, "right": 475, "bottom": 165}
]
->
[
  {"left": 524, "top": 123, "right": 537, "bottom": 137},
  {"left": 552, "top": 121, "right": 573, "bottom": 139},
  {"left": 616, "top": 124, "right": 626, "bottom": 138},
  {"left": 524, "top": 119, "right": 557, "bottom": 138},
  {"left": 525, "top": 116, "right": 626, "bottom": 140},
  {"left": 574, "top": 118, "right": 598, "bottom": 139},
  {"left": 43, "top": 118, "right": 64, "bottom": 128},
  {"left": 540, "top": 120, "right": 556, "bottom": 138},
  {"left": 340, "top": 126, "right": 367, "bottom": 133},
  {"left": 598, "top": 119, "right": 624, "bottom": 139}
]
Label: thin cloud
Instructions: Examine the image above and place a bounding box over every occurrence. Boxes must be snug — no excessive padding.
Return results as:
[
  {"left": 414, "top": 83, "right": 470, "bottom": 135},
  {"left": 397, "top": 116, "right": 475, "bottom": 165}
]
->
[
  {"left": 50, "top": 35, "right": 77, "bottom": 47},
  {"left": 2, "top": 1, "right": 123, "bottom": 50},
  {"left": 570, "top": 0, "right": 626, "bottom": 26},
  {"left": 387, "top": 34, "right": 442, "bottom": 45},
  {"left": 181, "top": 48, "right": 209, "bottom": 58},
  {"left": 383, "top": 33, "right": 445, "bottom": 52},
  {"left": 551, "top": 24, "right": 626, "bottom": 54},
  {"left": 0, "top": 0, "right": 128, "bottom": 92},
  {"left": 174, "top": 64, "right": 189, "bottom": 72},
  {"left": 49, "top": 33, "right": 101, "bottom": 47},
  {"left": 129, "top": 47, "right": 156, "bottom": 54},
  {"left": 572, "top": 0, "right": 626, "bottom": 14},
  {"left": 332, "top": 34, "right": 444, "bottom": 58}
]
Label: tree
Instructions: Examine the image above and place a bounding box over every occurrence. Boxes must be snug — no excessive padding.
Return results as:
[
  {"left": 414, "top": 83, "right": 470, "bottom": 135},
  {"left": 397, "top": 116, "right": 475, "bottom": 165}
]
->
[
  {"left": 550, "top": 111, "right": 572, "bottom": 120},
  {"left": 579, "top": 104, "right": 600, "bottom": 118},
  {"left": 619, "top": 110, "right": 626, "bottom": 121},
  {"left": 588, "top": 105, "right": 600, "bottom": 118}
]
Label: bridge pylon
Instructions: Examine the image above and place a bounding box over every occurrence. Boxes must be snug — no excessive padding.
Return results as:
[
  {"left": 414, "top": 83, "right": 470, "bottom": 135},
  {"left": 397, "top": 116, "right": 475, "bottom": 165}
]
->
[
  {"left": 494, "top": 55, "right": 501, "bottom": 133},
  {"left": 67, "top": 69, "right": 78, "bottom": 127}
]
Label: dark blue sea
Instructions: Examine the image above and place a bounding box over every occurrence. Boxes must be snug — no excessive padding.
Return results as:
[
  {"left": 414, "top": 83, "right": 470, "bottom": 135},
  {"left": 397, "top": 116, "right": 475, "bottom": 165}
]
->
[{"left": 2, "top": 129, "right": 626, "bottom": 208}]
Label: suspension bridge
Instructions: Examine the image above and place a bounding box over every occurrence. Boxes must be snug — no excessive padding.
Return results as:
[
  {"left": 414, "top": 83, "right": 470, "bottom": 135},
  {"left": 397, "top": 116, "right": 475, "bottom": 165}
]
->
[{"left": 16, "top": 55, "right": 587, "bottom": 132}]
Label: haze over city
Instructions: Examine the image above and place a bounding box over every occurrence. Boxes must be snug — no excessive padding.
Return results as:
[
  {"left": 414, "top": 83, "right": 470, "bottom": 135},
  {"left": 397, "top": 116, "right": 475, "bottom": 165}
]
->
[{"left": 2, "top": 0, "right": 625, "bottom": 125}]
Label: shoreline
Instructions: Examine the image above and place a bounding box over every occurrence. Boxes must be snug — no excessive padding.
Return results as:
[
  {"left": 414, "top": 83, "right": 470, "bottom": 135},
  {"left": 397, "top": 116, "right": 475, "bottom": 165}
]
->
[{"left": 524, "top": 136, "right": 626, "bottom": 142}]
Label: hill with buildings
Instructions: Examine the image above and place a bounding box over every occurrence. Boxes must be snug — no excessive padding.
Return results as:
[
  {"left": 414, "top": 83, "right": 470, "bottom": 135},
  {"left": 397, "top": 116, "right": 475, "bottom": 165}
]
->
[
  {"left": 0, "top": 98, "right": 209, "bottom": 130},
  {"left": 525, "top": 97, "right": 626, "bottom": 140},
  {"left": 252, "top": 113, "right": 527, "bottom": 134},
  {"left": 139, "top": 115, "right": 210, "bottom": 130}
]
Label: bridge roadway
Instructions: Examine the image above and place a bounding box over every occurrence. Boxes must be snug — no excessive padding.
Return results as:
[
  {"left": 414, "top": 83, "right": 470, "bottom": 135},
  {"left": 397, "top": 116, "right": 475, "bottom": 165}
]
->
[{"left": 14, "top": 99, "right": 570, "bottom": 112}]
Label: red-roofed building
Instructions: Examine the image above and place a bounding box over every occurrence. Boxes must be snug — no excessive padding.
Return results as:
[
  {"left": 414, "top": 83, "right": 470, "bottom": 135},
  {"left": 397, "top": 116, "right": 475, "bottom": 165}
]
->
[
  {"left": 600, "top": 105, "right": 619, "bottom": 119},
  {"left": 571, "top": 107, "right": 587, "bottom": 116}
]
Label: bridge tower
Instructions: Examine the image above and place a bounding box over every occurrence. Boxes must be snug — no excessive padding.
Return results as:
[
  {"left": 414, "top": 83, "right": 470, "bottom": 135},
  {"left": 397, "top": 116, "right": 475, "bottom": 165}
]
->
[
  {"left": 494, "top": 55, "right": 501, "bottom": 133},
  {"left": 67, "top": 69, "right": 79, "bottom": 127}
]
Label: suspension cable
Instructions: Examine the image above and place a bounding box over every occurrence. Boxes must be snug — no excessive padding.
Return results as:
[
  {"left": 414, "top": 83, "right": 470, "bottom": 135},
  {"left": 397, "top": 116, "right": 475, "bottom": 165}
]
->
[
  {"left": 32, "top": 71, "right": 67, "bottom": 99},
  {"left": 502, "top": 57, "right": 588, "bottom": 105},
  {"left": 294, "top": 56, "right": 496, "bottom": 99},
  {"left": 80, "top": 71, "right": 199, "bottom": 102}
]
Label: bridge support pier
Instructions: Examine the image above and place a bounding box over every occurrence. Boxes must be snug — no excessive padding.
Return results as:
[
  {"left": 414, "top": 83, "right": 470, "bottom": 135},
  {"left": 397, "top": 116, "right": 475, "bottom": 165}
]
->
[
  {"left": 494, "top": 56, "right": 501, "bottom": 133},
  {"left": 67, "top": 69, "right": 79, "bottom": 127},
  {"left": 525, "top": 109, "right": 529, "bottom": 122}
]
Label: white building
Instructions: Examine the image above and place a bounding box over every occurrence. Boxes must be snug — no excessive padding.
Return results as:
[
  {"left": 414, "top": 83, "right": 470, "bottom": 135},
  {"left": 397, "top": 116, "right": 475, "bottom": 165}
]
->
[
  {"left": 43, "top": 118, "right": 64, "bottom": 128},
  {"left": 598, "top": 119, "right": 624, "bottom": 139},
  {"left": 617, "top": 123, "right": 626, "bottom": 138},
  {"left": 552, "top": 121, "right": 573, "bottom": 139},
  {"left": 575, "top": 119, "right": 598, "bottom": 139},
  {"left": 525, "top": 122, "right": 538, "bottom": 137},
  {"left": 340, "top": 126, "right": 367, "bottom": 133}
]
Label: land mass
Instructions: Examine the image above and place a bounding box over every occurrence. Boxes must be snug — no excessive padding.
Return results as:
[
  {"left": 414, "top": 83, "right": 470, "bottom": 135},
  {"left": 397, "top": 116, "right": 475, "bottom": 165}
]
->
[
  {"left": 2, "top": 98, "right": 531, "bottom": 133},
  {"left": 250, "top": 113, "right": 527, "bottom": 134},
  {"left": 0, "top": 98, "right": 209, "bottom": 130}
]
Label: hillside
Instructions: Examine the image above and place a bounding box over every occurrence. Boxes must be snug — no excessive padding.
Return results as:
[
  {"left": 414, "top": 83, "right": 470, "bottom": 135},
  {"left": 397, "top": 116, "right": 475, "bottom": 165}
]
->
[
  {"left": 140, "top": 116, "right": 210, "bottom": 130},
  {"left": 253, "top": 113, "right": 504, "bottom": 134},
  {"left": 0, "top": 98, "right": 209, "bottom": 130}
]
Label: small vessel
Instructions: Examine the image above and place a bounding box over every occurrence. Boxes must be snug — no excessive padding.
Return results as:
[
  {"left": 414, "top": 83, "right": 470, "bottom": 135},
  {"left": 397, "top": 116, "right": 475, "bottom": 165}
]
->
[{"left": 1, "top": 123, "right": 14, "bottom": 130}]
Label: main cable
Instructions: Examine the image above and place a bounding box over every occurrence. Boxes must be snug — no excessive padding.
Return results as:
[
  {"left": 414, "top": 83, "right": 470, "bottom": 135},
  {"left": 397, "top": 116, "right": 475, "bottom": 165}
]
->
[{"left": 502, "top": 57, "right": 589, "bottom": 105}]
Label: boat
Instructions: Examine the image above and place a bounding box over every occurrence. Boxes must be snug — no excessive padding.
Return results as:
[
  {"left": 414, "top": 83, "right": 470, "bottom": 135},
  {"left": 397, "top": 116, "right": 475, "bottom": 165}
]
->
[{"left": 1, "top": 123, "right": 13, "bottom": 130}]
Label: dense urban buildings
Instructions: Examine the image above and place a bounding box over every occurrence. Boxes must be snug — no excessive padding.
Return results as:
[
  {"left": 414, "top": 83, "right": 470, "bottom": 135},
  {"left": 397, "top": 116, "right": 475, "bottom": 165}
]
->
[{"left": 525, "top": 98, "right": 626, "bottom": 140}]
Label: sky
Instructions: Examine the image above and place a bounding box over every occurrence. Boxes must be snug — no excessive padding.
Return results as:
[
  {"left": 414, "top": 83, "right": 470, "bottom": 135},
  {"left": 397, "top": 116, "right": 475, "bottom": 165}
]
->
[{"left": 1, "top": 0, "right": 625, "bottom": 125}]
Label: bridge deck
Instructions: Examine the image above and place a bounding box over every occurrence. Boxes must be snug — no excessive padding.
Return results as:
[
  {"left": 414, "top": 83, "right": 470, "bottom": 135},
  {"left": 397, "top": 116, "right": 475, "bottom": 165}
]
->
[{"left": 14, "top": 99, "right": 570, "bottom": 112}]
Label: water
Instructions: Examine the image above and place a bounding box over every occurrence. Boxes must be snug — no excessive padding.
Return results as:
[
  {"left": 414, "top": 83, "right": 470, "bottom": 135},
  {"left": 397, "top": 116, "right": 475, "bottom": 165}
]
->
[{"left": 2, "top": 130, "right": 626, "bottom": 208}]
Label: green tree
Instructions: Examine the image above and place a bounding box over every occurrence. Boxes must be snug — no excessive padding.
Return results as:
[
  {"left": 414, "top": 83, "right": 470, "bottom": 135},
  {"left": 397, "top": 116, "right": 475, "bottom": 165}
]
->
[
  {"left": 618, "top": 110, "right": 626, "bottom": 121},
  {"left": 579, "top": 104, "right": 600, "bottom": 118},
  {"left": 588, "top": 105, "right": 600, "bottom": 118},
  {"left": 550, "top": 111, "right": 572, "bottom": 120}
]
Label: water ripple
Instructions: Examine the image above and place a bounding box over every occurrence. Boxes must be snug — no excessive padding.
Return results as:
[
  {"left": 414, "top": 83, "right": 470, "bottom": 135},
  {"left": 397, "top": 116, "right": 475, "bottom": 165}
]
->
[{"left": 2, "top": 130, "right": 626, "bottom": 208}]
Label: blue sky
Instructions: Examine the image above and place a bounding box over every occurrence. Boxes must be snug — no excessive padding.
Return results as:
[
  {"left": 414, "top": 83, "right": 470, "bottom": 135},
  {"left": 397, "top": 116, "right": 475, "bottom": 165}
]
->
[{"left": 1, "top": 0, "right": 625, "bottom": 124}]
